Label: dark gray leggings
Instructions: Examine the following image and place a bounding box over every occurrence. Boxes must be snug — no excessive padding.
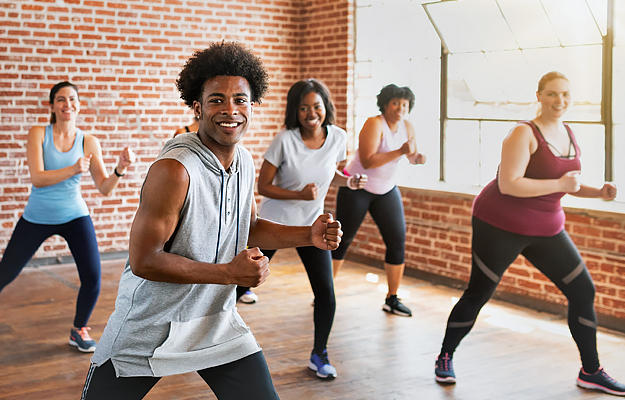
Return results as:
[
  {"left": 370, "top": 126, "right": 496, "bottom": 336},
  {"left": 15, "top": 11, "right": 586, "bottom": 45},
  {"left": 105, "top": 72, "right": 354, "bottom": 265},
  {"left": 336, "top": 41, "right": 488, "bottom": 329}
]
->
[
  {"left": 81, "top": 352, "right": 280, "bottom": 400},
  {"left": 332, "top": 186, "right": 406, "bottom": 265},
  {"left": 440, "top": 217, "right": 600, "bottom": 373},
  {"left": 263, "top": 246, "right": 335, "bottom": 354}
]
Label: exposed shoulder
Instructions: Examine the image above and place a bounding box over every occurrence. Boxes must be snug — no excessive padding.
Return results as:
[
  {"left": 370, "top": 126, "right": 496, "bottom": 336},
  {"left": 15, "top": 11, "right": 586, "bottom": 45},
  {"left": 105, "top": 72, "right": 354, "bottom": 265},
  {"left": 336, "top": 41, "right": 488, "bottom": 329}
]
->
[
  {"left": 360, "top": 116, "right": 384, "bottom": 137},
  {"left": 507, "top": 122, "right": 535, "bottom": 140},
  {"left": 503, "top": 122, "right": 537, "bottom": 151},
  {"left": 147, "top": 158, "right": 189, "bottom": 186},
  {"left": 82, "top": 133, "right": 102, "bottom": 155},
  {"left": 366, "top": 115, "right": 384, "bottom": 128},
  {"left": 27, "top": 125, "right": 46, "bottom": 140},
  {"left": 141, "top": 158, "right": 189, "bottom": 211}
]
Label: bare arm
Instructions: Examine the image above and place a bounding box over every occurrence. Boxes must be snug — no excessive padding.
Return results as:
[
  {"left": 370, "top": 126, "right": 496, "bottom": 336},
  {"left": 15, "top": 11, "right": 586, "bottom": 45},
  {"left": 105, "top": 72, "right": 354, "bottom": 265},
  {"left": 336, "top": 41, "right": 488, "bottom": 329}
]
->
[
  {"left": 257, "top": 159, "right": 318, "bottom": 200},
  {"left": 497, "top": 124, "right": 580, "bottom": 198},
  {"left": 85, "top": 135, "right": 135, "bottom": 196},
  {"left": 330, "top": 164, "right": 367, "bottom": 189},
  {"left": 571, "top": 183, "right": 617, "bottom": 200},
  {"left": 358, "top": 117, "right": 412, "bottom": 169},
  {"left": 248, "top": 199, "right": 342, "bottom": 251},
  {"left": 129, "top": 159, "right": 270, "bottom": 287},
  {"left": 405, "top": 120, "right": 426, "bottom": 165},
  {"left": 26, "top": 126, "right": 89, "bottom": 188}
]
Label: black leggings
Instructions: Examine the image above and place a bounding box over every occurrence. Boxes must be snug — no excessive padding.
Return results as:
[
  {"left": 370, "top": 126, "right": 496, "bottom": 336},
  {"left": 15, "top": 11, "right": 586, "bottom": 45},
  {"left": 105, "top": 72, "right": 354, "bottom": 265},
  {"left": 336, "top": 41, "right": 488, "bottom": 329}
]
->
[
  {"left": 332, "top": 186, "right": 406, "bottom": 265},
  {"left": 0, "top": 216, "right": 101, "bottom": 328},
  {"left": 81, "top": 352, "right": 280, "bottom": 400},
  {"left": 440, "top": 217, "right": 600, "bottom": 372},
  {"left": 253, "top": 246, "right": 335, "bottom": 353}
]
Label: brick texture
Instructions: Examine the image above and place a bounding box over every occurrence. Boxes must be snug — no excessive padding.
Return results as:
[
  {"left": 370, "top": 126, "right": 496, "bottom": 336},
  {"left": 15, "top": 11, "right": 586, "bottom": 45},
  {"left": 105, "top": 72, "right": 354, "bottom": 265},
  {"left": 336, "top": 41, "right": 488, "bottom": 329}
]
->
[
  {"left": 3, "top": 1, "right": 624, "bottom": 326},
  {"left": 336, "top": 186, "right": 625, "bottom": 325},
  {"left": 1, "top": 0, "right": 353, "bottom": 259}
]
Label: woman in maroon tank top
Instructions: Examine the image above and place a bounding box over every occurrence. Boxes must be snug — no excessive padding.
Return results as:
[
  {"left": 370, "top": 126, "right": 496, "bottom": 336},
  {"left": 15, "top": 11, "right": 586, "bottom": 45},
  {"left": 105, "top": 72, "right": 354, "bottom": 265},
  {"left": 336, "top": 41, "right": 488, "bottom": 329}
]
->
[{"left": 434, "top": 72, "right": 624, "bottom": 396}]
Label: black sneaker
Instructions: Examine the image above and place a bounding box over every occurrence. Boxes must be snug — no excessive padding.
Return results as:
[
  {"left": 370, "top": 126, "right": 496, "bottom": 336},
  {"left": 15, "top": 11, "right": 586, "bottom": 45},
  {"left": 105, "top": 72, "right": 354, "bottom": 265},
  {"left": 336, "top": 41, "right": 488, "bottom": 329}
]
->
[
  {"left": 577, "top": 367, "right": 625, "bottom": 396},
  {"left": 435, "top": 353, "right": 456, "bottom": 384},
  {"left": 382, "top": 295, "right": 412, "bottom": 317}
]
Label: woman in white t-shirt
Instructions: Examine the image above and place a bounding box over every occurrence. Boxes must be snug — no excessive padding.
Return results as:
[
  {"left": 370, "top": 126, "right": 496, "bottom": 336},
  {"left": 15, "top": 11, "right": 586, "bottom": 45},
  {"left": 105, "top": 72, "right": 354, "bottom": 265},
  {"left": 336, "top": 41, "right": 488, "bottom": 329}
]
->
[{"left": 245, "top": 79, "right": 366, "bottom": 379}]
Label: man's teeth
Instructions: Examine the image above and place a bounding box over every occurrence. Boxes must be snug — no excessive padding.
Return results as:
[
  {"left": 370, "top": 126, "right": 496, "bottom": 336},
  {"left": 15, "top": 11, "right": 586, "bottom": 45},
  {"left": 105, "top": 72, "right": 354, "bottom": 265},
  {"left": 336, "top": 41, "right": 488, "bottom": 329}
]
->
[{"left": 219, "top": 122, "right": 238, "bottom": 127}]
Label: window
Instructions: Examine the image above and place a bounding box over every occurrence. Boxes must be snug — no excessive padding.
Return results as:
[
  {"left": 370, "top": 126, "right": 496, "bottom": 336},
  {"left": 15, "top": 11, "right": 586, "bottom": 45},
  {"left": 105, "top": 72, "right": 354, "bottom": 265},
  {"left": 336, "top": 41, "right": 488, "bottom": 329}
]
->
[{"left": 355, "top": 0, "right": 624, "bottom": 203}]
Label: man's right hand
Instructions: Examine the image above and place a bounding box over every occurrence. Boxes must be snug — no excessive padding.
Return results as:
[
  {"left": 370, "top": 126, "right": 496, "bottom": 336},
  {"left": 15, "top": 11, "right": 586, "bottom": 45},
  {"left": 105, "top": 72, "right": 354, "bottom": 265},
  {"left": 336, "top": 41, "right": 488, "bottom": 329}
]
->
[{"left": 228, "top": 247, "right": 270, "bottom": 287}]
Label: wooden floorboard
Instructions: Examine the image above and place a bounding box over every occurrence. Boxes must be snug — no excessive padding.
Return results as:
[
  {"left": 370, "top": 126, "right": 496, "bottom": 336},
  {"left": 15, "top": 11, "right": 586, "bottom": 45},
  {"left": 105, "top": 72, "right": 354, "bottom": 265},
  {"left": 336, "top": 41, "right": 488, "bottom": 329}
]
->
[{"left": 1, "top": 248, "right": 623, "bottom": 399}]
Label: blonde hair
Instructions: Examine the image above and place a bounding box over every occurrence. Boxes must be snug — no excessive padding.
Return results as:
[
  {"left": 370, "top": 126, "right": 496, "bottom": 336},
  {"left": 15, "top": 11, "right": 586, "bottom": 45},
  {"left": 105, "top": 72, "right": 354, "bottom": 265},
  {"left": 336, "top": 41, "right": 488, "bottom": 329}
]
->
[{"left": 537, "top": 71, "right": 568, "bottom": 92}]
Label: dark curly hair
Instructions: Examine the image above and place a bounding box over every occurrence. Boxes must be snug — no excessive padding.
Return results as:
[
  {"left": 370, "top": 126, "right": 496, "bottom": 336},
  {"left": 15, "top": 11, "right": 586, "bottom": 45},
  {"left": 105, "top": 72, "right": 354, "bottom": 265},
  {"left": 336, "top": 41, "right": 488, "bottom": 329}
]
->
[
  {"left": 376, "top": 84, "right": 415, "bottom": 114},
  {"left": 284, "top": 79, "right": 336, "bottom": 130},
  {"left": 176, "top": 41, "right": 269, "bottom": 107},
  {"left": 49, "top": 81, "right": 79, "bottom": 124}
]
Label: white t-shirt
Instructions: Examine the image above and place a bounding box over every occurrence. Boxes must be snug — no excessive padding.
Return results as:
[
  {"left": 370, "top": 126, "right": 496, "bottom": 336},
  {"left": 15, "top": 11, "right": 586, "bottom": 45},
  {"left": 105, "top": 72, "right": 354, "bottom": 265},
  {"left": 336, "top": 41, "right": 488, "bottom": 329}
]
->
[{"left": 258, "top": 125, "right": 347, "bottom": 226}]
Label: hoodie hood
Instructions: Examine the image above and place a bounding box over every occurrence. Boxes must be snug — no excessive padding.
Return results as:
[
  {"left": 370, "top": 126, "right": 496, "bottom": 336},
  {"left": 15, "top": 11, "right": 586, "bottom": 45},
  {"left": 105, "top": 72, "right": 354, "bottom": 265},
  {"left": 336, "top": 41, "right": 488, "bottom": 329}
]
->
[{"left": 159, "top": 132, "right": 240, "bottom": 176}]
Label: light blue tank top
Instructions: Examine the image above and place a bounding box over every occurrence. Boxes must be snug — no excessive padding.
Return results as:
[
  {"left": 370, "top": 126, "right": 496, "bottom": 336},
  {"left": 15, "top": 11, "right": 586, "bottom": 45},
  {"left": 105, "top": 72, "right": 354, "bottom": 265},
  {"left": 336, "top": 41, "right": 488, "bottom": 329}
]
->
[{"left": 22, "top": 125, "right": 90, "bottom": 224}]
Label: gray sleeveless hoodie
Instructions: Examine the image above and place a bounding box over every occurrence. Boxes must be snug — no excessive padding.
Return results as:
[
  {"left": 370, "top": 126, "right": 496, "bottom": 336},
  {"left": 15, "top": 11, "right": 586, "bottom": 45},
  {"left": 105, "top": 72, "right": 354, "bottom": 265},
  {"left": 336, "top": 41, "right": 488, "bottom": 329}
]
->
[{"left": 91, "top": 133, "right": 260, "bottom": 377}]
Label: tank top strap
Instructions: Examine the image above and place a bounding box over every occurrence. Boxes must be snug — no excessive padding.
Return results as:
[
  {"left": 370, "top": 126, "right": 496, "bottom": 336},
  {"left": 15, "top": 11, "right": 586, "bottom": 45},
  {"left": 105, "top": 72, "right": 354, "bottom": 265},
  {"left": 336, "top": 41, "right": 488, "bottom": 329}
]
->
[
  {"left": 379, "top": 114, "right": 391, "bottom": 138},
  {"left": 43, "top": 124, "right": 54, "bottom": 149},
  {"left": 562, "top": 122, "right": 579, "bottom": 150},
  {"left": 519, "top": 120, "right": 545, "bottom": 145}
]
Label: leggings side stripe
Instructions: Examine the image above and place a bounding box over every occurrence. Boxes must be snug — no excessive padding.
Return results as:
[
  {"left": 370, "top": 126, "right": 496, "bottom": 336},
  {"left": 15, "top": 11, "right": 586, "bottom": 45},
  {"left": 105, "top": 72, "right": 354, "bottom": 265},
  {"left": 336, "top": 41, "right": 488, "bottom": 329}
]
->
[
  {"left": 448, "top": 320, "right": 475, "bottom": 328},
  {"left": 562, "top": 261, "right": 585, "bottom": 285},
  {"left": 578, "top": 316, "right": 598, "bottom": 330},
  {"left": 81, "top": 363, "right": 96, "bottom": 400},
  {"left": 473, "top": 252, "right": 500, "bottom": 283}
]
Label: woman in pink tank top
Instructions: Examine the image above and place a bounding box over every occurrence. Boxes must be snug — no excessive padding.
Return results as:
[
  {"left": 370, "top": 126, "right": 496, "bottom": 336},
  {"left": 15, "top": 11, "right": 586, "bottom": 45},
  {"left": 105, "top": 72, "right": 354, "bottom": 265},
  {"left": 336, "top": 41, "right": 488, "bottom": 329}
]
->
[
  {"left": 332, "top": 84, "right": 426, "bottom": 317},
  {"left": 434, "top": 72, "right": 624, "bottom": 396}
]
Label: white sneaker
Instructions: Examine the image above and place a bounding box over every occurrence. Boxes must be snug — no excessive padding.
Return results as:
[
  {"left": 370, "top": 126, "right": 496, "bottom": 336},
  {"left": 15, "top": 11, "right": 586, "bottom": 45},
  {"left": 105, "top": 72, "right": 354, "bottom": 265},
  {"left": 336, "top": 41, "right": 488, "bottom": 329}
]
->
[{"left": 239, "top": 290, "right": 258, "bottom": 304}]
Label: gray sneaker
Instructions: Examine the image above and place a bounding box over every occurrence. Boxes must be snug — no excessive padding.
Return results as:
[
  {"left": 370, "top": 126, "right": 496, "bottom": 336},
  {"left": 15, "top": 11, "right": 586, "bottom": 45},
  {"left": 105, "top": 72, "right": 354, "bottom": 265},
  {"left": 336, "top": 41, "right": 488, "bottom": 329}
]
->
[
  {"left": 69, "top": 327, "right": 97, "bottom": 353},
  {"left": 577, "top": 367, "right": 625, "bottom": 396}
]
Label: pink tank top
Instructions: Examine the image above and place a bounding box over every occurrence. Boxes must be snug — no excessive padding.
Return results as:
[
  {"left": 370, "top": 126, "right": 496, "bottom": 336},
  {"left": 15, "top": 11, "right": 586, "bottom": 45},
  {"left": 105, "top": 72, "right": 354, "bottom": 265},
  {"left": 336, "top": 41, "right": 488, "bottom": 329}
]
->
[
  {"left": 472, "top": 121, "right": 581, "bottom": 236},
  {"left": 346, "top": 115, "right": 408, "bottom": 195}
]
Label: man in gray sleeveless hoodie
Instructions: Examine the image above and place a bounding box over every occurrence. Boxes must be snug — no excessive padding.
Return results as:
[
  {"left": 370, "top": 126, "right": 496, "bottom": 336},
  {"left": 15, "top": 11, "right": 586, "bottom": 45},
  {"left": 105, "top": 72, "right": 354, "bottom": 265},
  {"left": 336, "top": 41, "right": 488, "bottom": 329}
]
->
[{"left": 81, "top": 41, "right": 343, "bottom": 400}]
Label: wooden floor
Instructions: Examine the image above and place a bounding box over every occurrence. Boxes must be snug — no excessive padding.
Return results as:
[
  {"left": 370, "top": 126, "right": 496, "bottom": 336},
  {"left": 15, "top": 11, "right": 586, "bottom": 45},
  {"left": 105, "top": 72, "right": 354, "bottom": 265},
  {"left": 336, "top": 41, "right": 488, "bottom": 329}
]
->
[{"left": 1, "top": 248, "right": 624, "bottom": 399}]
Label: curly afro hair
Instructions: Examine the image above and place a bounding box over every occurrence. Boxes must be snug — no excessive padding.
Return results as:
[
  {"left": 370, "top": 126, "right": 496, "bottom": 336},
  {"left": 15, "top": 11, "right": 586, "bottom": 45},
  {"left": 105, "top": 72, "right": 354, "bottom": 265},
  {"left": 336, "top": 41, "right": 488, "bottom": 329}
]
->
[
  {"left": 176, "top": 41, "right": 269, "bottom": 108},
  {"left": 376, "top": 84, "right": 415, "bottom": 114}
]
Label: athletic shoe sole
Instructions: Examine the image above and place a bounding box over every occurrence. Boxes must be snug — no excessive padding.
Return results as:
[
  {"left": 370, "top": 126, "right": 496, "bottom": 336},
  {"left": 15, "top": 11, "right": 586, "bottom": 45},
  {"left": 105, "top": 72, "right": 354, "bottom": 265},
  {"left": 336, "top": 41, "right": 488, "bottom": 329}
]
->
[
  {"left": 577, "top": 378, "right": 625, "bottom": 396},
  {"left": 69, "top": 339, "right": 96, "bottom": 353},
  {"left": 382, "top": 304, "right": 412, "bottom": 317},
  {"left": 435, "top": 375, "right": 456, "bottom": 384},
  {"left": 308, "top": 362, "right": 337, "bottom": 379}
]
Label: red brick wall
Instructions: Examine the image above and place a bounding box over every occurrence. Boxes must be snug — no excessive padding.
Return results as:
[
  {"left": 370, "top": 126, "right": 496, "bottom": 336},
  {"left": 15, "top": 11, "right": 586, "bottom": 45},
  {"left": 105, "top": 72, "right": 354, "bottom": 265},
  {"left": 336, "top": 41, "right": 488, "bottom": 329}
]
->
[
  {"left": 4, "top": 1, "right": 623, "bottom": 328},
  {"left": 0, "top": 0, "right": 353, "bottom": 260},
  {"left": 339, "top": 186, "right": 625, "bottom": 330}
]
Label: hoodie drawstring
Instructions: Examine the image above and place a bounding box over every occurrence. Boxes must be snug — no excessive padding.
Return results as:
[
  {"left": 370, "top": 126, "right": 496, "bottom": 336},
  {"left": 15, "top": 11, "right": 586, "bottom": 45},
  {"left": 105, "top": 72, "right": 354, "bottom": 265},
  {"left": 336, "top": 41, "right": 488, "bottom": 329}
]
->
[
  {"left": 214, "top": 170, "right": 225, "bottom": 263},
  {"left": 235, "top": 167, "right": 240, "bottom": 258}
]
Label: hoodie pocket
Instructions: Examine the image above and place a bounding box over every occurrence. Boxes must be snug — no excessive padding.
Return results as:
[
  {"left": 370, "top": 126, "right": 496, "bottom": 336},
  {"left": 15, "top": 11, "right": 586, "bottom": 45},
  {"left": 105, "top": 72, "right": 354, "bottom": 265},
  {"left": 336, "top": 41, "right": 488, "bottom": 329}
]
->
[{"left": 152, "top": 309, "right": 250, "bottom": 356}]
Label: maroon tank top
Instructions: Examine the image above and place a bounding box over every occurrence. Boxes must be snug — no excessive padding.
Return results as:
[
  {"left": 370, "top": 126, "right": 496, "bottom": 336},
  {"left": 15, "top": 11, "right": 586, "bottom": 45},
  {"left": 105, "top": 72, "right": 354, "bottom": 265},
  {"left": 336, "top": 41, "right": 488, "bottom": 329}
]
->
[{"left": 472, "top": 121, "right": 582, "bottom": 236}]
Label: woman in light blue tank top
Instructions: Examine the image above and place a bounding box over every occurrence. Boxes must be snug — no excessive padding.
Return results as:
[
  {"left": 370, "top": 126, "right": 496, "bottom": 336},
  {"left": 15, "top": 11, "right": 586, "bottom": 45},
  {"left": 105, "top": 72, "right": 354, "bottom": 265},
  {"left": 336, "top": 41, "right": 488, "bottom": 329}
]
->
[{"left": 0, "top": 81, "right": 135, "bottom": 353}]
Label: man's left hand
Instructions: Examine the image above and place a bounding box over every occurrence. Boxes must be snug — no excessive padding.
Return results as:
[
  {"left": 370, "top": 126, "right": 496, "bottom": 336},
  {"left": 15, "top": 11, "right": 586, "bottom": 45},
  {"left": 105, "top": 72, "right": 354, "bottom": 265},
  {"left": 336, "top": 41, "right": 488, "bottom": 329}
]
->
[{"left": 311, "top": 213, "right": 342, "bottom": 250}]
